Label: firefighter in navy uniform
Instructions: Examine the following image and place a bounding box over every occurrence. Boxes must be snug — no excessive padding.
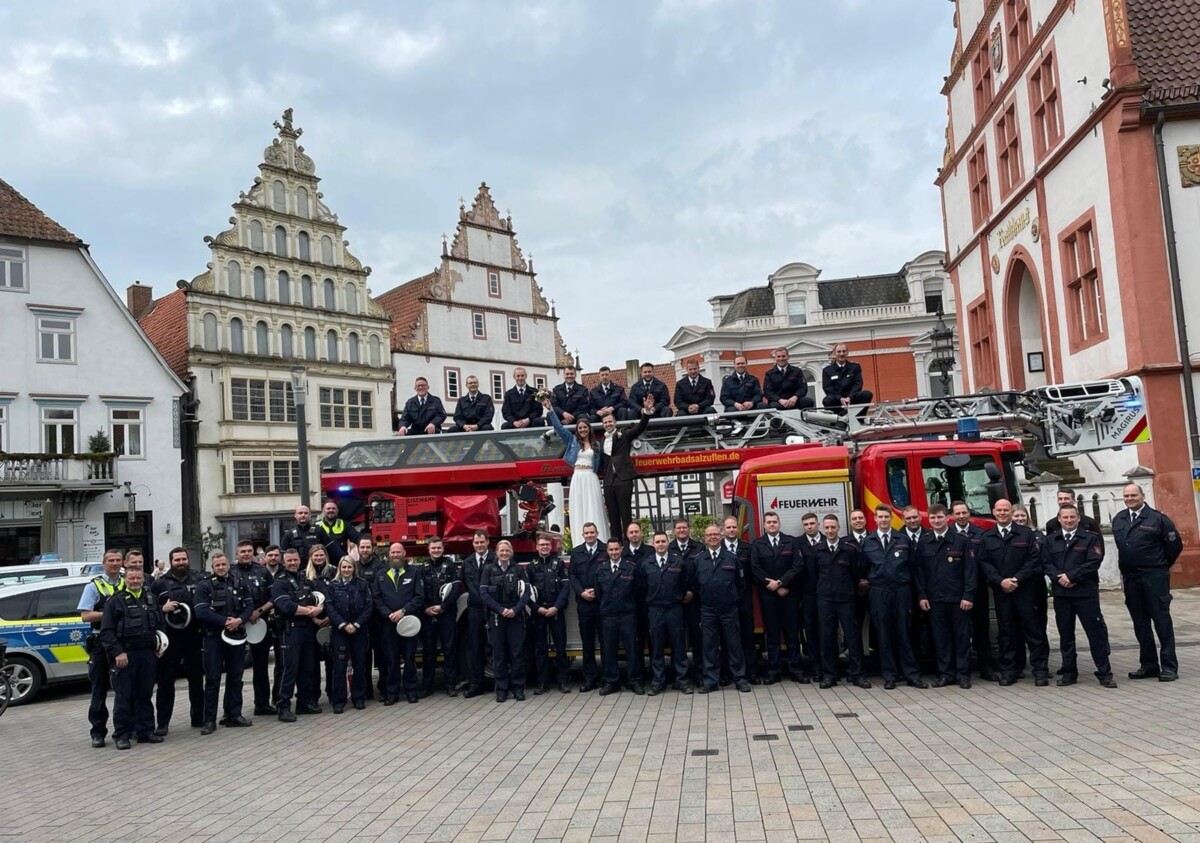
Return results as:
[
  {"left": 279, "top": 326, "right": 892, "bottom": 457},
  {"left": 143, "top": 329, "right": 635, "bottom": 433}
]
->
[
  {"left": 353, "top": 535, "right": 389, "bottom": 701},
  {"left": 796, "top": 513, "right": 824, "bottom": 682},
  {"left": 750, "top": 512, "right": 804, "bottom": 684},
  {"left": 596, "top": 538, "right": 644, "bottom": 695},
  {"left": 314, "top": 499, "right": 361, "bottom": 565},
  {"left": 1043, "top": 504, "right": 1117, "bottom": 688},
  {"left": 462, "top": 531, "right": 496, "bottom": 698},
  {"left": 280, "top": 504, "right": 322, "bottom": 563},
  {"left": 640, "top": 532, "right": 693, "bottom": 694},
  {"left": 194, "top": 552, "right": 254, "bottom": 734},
  {"left": 419, "top": 538, "right": 462, "bottom": 697},
  {"left": 79, "top": 549, "right": 125, "bottom": 747},
  {"left": 374, "top": 542, "right": 425, "bottom": 704},
  {"left": 914, "top": 505, "right": 976, "bottom": 689},
  {"left": 951, "top": 501, "right": 994, "bottom": 681},
  {"left": 150, "top": 547, "right": 205, "bottom": 736},
  {"left": 1114, "top": 483, "right": 1184, "bottom": 681},
  {"left": 695, "top": 525, "right": 753, "bottom": 693},
  {"left": 99, "top": 565, "right": 164, "bottom": 750},
  {"left": 721, "top": 516, "right": 761, "bottom": 685},
  {"left": 271, "top": 549, "right": 323, "bottom": 721},
  {"left": 812, "top": 515, "right": 871, "bottom": 690},
  {"left": 569, "top": 523, "right": 606, "bottom": 692},
  {"left": 528, "top": 536, "right": 571, "bottom": 694},
  {"left": 231, "top": 539, "right": 277, "bottom": 715},
  {"left": 861, "top": 505, "right": 926, "bottom": 690},
  {"left": 668, "top": 519, "right": 704, "bottom": 685},
  {"left": 325, "top": 556, "right": 374, "bottom": 712},
  {"left": 481, "top": 540, "right": 531, "bottom": 702}
]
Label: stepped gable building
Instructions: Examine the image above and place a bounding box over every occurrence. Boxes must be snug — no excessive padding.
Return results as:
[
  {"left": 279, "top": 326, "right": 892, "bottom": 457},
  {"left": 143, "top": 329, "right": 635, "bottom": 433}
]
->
[
  {"left": 376, "top": 183, "right": 574, "bottom": 426},
  {"left": 936, "top": 0, "right": 1199, "bottom": 581},
  {"left": 664, "top": 251, "right": 958, "bottom": 406},
  {"left": 0, "top": 178, "right": 184, "bottom": 564},
  {"left": 137, "top": 109, "right": 393, "bottom": 554}
]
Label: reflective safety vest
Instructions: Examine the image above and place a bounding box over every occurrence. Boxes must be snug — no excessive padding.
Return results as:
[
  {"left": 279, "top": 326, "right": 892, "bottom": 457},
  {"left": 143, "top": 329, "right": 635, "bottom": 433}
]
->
[{"left": 90, "top": 576, "right": 126, "bottom": 630}]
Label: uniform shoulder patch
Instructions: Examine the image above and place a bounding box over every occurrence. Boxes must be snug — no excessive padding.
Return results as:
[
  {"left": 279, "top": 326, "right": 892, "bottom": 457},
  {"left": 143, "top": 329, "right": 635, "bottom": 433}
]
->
[{"left": 1168, "top": 532, "right": 1178, "bottom": 541}]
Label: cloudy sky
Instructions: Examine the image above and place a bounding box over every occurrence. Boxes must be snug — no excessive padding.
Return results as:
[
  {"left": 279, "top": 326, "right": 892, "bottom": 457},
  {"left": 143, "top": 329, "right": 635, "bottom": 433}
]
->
[{"left": 1, "top": 0, "right": 954, "bottom": 368}]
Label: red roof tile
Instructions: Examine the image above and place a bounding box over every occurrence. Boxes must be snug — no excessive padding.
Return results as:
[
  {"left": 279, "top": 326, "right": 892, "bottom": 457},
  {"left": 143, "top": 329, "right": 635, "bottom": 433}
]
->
[
  {"left": 0, "top": 178, "right": 82, "bottom": 245},
  {"left": 137, "top": 289, "right": 190, "bottom": 379},
  {"left": 374, "top": 271, "right": 435, "bottom": 352},
  {"left": 1127, "top": 0, "right": 1200, "bottom": 105}
]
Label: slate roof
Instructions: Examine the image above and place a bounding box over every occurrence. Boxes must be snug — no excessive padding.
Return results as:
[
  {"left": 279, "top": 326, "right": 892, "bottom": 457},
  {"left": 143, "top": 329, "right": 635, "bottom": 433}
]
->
[
  {"left": 1126, "top": 0, "right": 1200, "bottom": 106},
  {"left": 374, "top": 271, "right": 436, "bottom": 352},
  {"left": 0, "top": 178, "right": 83, "bottom": 245},
  {"left": 718, "top": 286, "right": 774, "bottom": 327},
  {"left": 816, "top": 273, "right": 910, "bottom": 310},
  {"left": 137, "top": 289, "right": 190, "bottom": 379}
]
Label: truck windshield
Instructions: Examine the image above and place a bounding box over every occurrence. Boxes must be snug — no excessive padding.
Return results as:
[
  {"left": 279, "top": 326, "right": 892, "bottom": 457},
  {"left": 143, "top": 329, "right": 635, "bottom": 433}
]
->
[{"left": 921, "top": 455, "right": 1003, "bottom": 516}]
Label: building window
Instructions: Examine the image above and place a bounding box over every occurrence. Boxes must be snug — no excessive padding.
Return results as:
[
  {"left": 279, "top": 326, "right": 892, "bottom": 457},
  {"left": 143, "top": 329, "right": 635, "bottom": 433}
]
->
[
  {"left": 320, "top": 235, "right": 334, "bottom": 265},
  {"left": 298, "top": 231, "right": 311, "bottom": 262},
  {"left": 968, "top": 144, "right": 991, "bottom": 230},
  {"left": 323, "top": 279, "right": 336, "bottom": 310},
  {"left": 304, "top": 327, "right": 316, "bottom": 360},
  {"left": 272, "top": 180, "right": 287, "bottom": 212},
  {"left": 0, "top": 245, "right": 27, "bottom": 290},
  {"left": 1060, "top": 212, "right": 1108, "bottom": 350},
  {"left": 232, "top": 460, "right": 272, "bottom": 495},
  {"left": 787, "top": 297, "right": 807, "bottom": 326},
  {"left": 318, "top": 387, "right": 374, "bottom": 430},
  {"left": 250, "top": 220, "right": 264, "bottom": 251},
  {"left": 490, "top": 372, "right": 505, "bottom": 400},
  {"left": 274, "top": 226, "right": 289, "bottom": 258},
  {"left": 967, "top": 297, "right": 996, "bottom": 388},
  {"left": 255, "top": 320, "right": 270, "bottom": 355},
  {"left": 445, "top": 368, "right": 461, "bottom": 400},
  {"left": 280, "top": 324, "right": 294, "bottom": 358},
  {"left": 0, "top": 404, "right": 6, "bottom": 450},
  {"left": 301, "top": 275, "right": 314, "bottom": 308},
  {"left": 345, "top": 281, "right": 359, "bottom": 314},
  {"left": 231, "top": 378, "right": 295, "bottom": 423},
  {"left": 227, "top": 261, "right": 242, "bottom": 297},
  {"left": 296, "top": 187, "right": 310, "bottom": 218},
  {"left": 41, "top": 406, "right": 78, "bottom": 454},
  {"left": 1029, "top": 50, "right": 1063, "bottom": 162},
  {"left": 326, "top": 330, "right": 339, "bottom": 363},
  {"left": 924, "top": 281, "right": 944, "bottom": 314},
  {"left": 507, "top": 316, "right": 520, "bottom": 342},
  {"left": 1004, "top": 0, "right": 1032, "bottom": 66},
  {"left": 533, "top": 375, "right": 548, "bottom": 391},
  {"left": 348, "top": 332, "right": 360, "bottom": 364},
  {"left": 368, "top": 334, "right": 382, "bottom": 367},
  {"left": 277, "top": 270, "right": 290, "bottom": 304},
  {"left": 109, "top": 407, "right": 144, "bottom": 458},
  {"left": 230, "top": 318, "right": 245, "bottom": 354},
  {"left": 202, "top": 313, "right": 218, "bottom": 350},
  {"left": 272, "top": 460, "right": 300, "bottom": 493},
  {"left": 995, "top": 102, "right": 1023, "bottom": 198},
  {"left": 488, "top": 271, "right": 501, "bottom": 298},
  {"left": 253, "top": 266, "right": 267, "bottom": 301},
  {"left": 971, "top": 40, "right": 994, "bottom": 119},
  {"left": 472, "top": 312, "right": 486, "bottom": 339},
  {"left": 37, "top": 315, "right": 76, "bottom": 363}
]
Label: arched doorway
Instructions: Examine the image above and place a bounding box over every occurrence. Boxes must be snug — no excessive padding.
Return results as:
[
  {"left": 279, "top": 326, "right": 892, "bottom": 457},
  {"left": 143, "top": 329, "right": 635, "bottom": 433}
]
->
[{"left": 1004, "top": 255, "right": 1047, "bottom": 390}]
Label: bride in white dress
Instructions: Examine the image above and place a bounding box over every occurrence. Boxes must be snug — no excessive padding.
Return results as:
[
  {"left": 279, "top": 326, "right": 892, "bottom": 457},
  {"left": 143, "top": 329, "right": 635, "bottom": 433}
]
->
[{"left": 543, "top": 399, "right": 609, "bottom": 544}]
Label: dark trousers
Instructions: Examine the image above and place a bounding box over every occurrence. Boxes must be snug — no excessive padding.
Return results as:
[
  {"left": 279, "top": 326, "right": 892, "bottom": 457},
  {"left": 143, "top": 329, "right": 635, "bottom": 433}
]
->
[
  {"left": 200, "top": 634, "right": 246, "bottom": 723},
  {"left": 465, "top": 605, "right": 488, "bottom": 690},
  {"left": 911, "top": 593, "right": 937, "bottom": 672},
  {"left": 1124, "top": 570, "right": 1177, "bottom": 674},
  {"left": 971, "top": 580, "right": 996, "bottom": 675},
  {"left": 87, "top": 642, "right": 113, "bottom": 739},
  {"left": 760, "top": 588, "right": 801, "bottom": 678},
  {"left": 600, "top": 613, "right": 642, "bottom": 688},
  {"left": 675, "top": 405, "right": 715, "bottom": 416},
  {"left": 366, "top": 614, "right": 387, "bottom": 698},
  {"left": 576, "top": 602, "right": 600, "bottom": 685},
  {"left": 929, "top": 601, "right": 971, "bottom": 680},
  {"left": 279, "top": 624, "right": 318, "bottom": 710},
  {"left": 684, "top": 599, "right": 703, "bottom": 680},
  {"left": 870, "top": 585, "right": 921, "bottom": 683},
  {"left": 452, "top": 423, "right": 494, "bottom": 432},
  {"left": 801, "top": 592, "right": 821, "bottom": 678},
  {"left": 383, "top": 628, "right": 419, "bottom": 698},
  {"left": 111, "top": 648, "right": 156, "bottom": 741},
  {"left": 738, "top": 586, "right": 760, "bottom": 679},
  {"left": 421, "top": 611, "right": 459, "bottom": 692},
  {"left": 330, "top": 628, "right": 369, "bottom": 707},
  {"left": 531, "top": 611, "right": 569, "bottom": 687},
  {"left": 701, "top": 605, "right": 744, "bottom": 687},
  {"left": 603, "top": 479, "right": 634, "bottom": 541},
  {"left": 247, "top": 629, "right": 273, "bottom": 708},
  {"left": 271, "top": 628, "right": 285, "bottom": 707},
  {"left": 155, "top": 630, "right": 203, "bottom": 728},
  {"left": 1054, "top": 595, "right": 1112, "bottom": 679},
  {"left": 489, "top": 615, "right": 526, "bottom": 694},
  {"left": 501, "top": 419, "right": 546, "bottom": 429},
  {"left": 647, "top": 604, "right": 688, "bottom": 687},
  {"left": 993, "top": 585, "right": 1049, "bottom": 678},
  {"left": 822, "top": 391, "right": 873, "bottom": 408},
  {"left": 767, "top": 397, "right": 816, "bottom": 410},
  {"left": 819, "top": 599, "right": 863, "bottom": 679}
]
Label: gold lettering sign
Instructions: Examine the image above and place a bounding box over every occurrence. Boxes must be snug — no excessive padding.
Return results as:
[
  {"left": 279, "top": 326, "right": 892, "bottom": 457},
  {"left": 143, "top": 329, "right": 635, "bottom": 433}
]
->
[{"left": 996, "top": 207, "right": 1031, "bottom": 248}]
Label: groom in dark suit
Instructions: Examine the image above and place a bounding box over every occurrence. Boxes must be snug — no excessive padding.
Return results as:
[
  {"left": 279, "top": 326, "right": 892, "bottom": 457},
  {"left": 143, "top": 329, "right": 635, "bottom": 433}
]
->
[{"left": 600, "top": 393, "right": 656, "bottom": 539}]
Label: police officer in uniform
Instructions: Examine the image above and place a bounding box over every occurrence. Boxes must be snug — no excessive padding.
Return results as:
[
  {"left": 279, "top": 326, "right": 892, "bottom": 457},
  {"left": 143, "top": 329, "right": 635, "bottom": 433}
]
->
[
  {"left": 668, "top": 518, "right": 704, "bottom": 685},
  {"left": 751, "top": 512, "right": 804, "bottom": 684},
  {"left": 280, "top": 504, "right": 321, "bottom": 564},
  {"left": 812, "top": 515, "right": 871, "bottom": 690},
  {"left": 99, "top": 564, "right": 164, "bottom": 750},
  {"left": 149, "top": 546, "right": 204, "bottom": 736},
  {"left": 596, "top": 538, "right": 644, "bottom": 695},
  {"left": 231, "top": 539, "right": 277, "bottom": 715},
  {"left": 862, "top": 505, "right": 926, "bottom": 690},
  {"left": 462, "top": 530, "right": 495, "bottom": 698},
  {"left": 194, "top": 552, "right": 254, "bottom": 734},
  {"left": 641, "top": 531, "right": 693, "bottom": 694},
  {"left": 314, "top": 499, "right": 360, "bottom": 566},
  {"left": 481, "top": 540, "right": 530, "bottom": 702},
  {"left": 374, "top": 542, "right": 424, "bottom": 704},
  {"left": 271, "top": 548, "right": 323, "bottom": 721},
  {"left": 325, "top": 556, "right": 374, "bottom": 712},
  {"left": 1043, "top": 504, "right": 1117, "bottom": 688},
  {"left": 419, "top": 538, "right": 462, "bottom": 697},
  {"left": 696, "top": 525, "right": 752, "bottom": 693},
  {"left": 353, "top": 535, "right": 389, "bottom": 701},
  {"left": 915, "top": 504, "right": 976, "bottom": 688},
  {"left": 527, "top": 536, "right": 571, "bottom": 694},
  {"left": 78, "top": 549, "right": 125, "bottom": 747},
  {"left": 569, "top": 522, "right": 605, "bottom": 692},
  {"left": 1114, "top": 483, "right": 1183, "bottom": 681}
]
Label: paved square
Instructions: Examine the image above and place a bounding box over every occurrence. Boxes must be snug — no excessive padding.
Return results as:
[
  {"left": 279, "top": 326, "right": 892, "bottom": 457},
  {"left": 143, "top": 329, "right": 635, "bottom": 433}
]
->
[{"left": 3, "top": 590, "right": 1200, "bottom": 843}]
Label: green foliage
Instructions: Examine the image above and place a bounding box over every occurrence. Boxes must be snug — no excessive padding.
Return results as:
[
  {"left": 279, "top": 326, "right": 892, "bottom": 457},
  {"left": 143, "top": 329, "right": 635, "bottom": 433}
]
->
[
  {"left": 689, "top": 514, "right": 718, "bottom": 540},
  {"left": 87, "top": 430, "right": 111, "bottom": 454}
]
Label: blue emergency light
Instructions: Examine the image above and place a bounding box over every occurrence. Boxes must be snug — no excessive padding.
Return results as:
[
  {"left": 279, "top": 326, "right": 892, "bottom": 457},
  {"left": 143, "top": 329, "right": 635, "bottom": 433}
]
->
[{"left": 956, "top": 417, "right": 981, "bottom": 442}]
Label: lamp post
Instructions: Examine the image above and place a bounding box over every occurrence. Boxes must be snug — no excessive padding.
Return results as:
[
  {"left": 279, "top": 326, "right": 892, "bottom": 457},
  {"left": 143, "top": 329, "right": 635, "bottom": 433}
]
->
[
  {"left": 290, "top": 366, "right": 310, "bottom": 509},
  {"left": 929, "top": 305, "right": 956, "bottom": 396}
]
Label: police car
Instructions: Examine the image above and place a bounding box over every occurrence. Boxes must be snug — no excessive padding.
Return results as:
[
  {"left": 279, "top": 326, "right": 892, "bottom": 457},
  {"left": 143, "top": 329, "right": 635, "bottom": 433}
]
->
[{"left": 0, "top": 576, "right": 93, "bottom": 705}]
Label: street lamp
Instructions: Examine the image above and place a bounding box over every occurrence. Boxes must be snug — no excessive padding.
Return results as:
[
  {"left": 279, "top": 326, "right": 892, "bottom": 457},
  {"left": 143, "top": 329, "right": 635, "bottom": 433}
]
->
[
  {"left": 290, "top": 366, "right": 310, "bottom": 508},
  {"left": 929, "top": 305, "right": 956, "bottom": 396}
]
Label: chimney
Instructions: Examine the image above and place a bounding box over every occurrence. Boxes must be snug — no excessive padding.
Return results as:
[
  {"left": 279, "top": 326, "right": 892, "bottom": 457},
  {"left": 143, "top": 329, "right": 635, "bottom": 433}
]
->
[{"left": 126, "top": 281, "right": 153, "bottom": 319}]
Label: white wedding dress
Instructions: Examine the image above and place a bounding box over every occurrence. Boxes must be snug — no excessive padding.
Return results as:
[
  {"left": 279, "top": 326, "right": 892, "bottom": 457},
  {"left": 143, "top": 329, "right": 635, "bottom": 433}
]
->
[{"left": 570, "top": 448, "right": 609, "bottom": 544}]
